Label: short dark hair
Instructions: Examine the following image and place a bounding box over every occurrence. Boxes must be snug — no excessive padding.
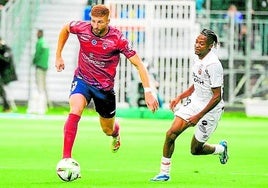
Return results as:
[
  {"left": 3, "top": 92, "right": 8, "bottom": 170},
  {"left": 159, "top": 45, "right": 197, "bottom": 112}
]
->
[
  {"left": 38, "top": 29, "right": 44, "bottom": 35},
  {"left": 201, "top": 29, "right": 218, "bottom": 47}
]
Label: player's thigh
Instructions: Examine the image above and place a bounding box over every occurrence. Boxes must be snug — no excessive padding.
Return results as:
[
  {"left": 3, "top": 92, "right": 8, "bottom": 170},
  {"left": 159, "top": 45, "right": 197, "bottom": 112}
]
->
[
  {"left": 69, "top": 93, "right": 87, "bottom": 115},
  {"left": 93, "top": 89, "right": 116, "bottom": 118},
  {"left": 169, "top": 116, "right": 189, "bottom": 134},
  {"left": 194, "top": 109, "right": 223, "bottom": 142},
  {"left": 69, "top": 77, "right": 92, "bottom": 114}
]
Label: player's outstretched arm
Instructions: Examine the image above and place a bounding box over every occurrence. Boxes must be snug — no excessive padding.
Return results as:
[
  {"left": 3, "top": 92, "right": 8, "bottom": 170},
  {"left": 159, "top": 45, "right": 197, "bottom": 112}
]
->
[
  {"left": 55, "top": 24, "right": 70, "bottom": 72},
  {"left": 128, "top": 54, "right": 159, "bottom": 112}
]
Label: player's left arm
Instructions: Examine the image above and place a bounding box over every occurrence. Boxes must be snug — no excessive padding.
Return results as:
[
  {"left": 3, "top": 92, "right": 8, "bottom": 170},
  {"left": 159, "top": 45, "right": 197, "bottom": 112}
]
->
[
  {"left": 187, "top": 62, "right": 223, "bottom": 125},
  {"left": 187, "top": 86, "right": 222, "bottom": 126},
  {"left": 197, "top": 86, "right": 222, "bottom": 117},
  {"left": 128, "top": 54, "right": 159, "bottom": 112}
]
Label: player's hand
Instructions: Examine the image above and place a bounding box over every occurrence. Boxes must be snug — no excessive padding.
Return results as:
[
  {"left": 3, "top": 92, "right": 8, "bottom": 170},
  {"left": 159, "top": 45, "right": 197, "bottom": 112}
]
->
[
  {"left": 145, "top": 92, "right": 159, "bottom": 113},
  {"left": 186, "top": 114, "right": 201, "bottom": 126},
  {"left": 169, "top": 97, "right": 181, "bottom": 111},
  {"left": 55, "top": 57, "right": 65, "bottom": 72}
]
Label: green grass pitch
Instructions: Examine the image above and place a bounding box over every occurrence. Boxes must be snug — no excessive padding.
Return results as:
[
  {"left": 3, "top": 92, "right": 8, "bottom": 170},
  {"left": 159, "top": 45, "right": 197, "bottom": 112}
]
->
[{"left": 0, "top": 111, "right": 267, "bottom": 188}]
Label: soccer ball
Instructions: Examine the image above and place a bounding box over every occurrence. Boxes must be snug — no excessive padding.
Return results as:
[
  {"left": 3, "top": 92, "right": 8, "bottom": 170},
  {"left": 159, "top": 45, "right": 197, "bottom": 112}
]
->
[{"left": 56, "top": 158, "right": 81, "bottom": 182}]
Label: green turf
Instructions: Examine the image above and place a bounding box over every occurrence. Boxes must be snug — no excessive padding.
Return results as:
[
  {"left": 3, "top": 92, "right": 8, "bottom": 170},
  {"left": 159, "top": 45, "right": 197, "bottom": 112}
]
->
[{"left": 0, "top": 112, "right": 267, "bottom": 188}]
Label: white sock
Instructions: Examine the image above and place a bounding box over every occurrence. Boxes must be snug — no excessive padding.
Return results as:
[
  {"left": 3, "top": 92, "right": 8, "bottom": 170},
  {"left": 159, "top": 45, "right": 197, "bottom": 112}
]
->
[
  {"left": 160, "top": 157, "right": 171, "bottom": 175},
  {"left": 213, "top": 144, "right": 225, "bottom": 154}
]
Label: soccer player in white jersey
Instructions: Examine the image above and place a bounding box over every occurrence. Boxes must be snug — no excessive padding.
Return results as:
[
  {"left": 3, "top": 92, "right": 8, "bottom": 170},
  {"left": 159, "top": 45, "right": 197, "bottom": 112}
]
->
[{"left": 151, "top": 29, "right": 228, "bottom": 181}]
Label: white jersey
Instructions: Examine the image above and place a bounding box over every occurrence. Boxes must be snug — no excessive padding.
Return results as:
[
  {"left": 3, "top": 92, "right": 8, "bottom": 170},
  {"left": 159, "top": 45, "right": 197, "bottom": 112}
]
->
[
  {"left": 190, "top": 50, "right": 224, "bottom": 110},
  {"left": 174, "top": 50, "right": 224, "bottom": 142}
]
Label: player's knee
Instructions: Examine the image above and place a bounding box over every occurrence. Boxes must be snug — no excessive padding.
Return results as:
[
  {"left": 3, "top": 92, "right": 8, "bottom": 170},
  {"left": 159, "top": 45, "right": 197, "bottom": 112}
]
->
[
  {"left": 166, "top": 130, "right": 178, "bottom": 142},
  {"left": 70, "top": 107, "right": 83, "bottom": 116}
]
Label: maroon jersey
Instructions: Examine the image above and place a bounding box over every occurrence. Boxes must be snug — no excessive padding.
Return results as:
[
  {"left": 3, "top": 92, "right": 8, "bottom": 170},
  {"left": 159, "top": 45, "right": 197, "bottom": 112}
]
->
[{"left": 69, "top": 21, "right": 136, "bottom": 90}]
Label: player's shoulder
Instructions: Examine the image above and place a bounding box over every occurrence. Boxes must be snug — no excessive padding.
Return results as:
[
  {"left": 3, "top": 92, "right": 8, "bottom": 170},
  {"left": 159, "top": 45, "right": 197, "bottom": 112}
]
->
[
  {"left": 70, "top": 21, "right": 90, "bottom": 28},
  {"left": 205, "top": 51, "right": 221, "bottom": 65},
  {"left": 107, "top": 26, "right": 123, "bottom": 37},
  {"left": 108, "top": 25, "right": 121, "bottom": 32}
]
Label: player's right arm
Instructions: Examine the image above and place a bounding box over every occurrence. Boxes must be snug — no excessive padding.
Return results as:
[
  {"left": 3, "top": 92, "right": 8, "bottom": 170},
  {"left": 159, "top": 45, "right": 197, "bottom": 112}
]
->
[
  {"left": 128, "top": 54, "right": 159, "bottom": 112},
  {"left": 55, "top": 23, "right": 70, "bottom": 72},
  {"left": 170, "top": 84, "right": 195, "bottom": 111}
]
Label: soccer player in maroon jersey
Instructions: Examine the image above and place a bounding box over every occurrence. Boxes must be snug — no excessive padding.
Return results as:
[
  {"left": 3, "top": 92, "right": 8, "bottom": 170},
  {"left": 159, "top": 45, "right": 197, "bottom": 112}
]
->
[{"left": 55, "top": 4, "right": 159, "bottom": 159}]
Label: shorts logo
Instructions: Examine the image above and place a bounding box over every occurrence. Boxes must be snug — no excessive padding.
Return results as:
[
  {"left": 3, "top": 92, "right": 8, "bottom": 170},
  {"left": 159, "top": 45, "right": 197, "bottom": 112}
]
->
[
  {"left": 71, "top": 81, "right": 78, "bottom": 92},
  {"left": 201, "top": 120, "right": 207, "bottom": 125},
  {"left": 199, "top": 120, "right": 208, "bottom": 133},
  {"left": 110, "top": 109, "right": 116, "bottom": 114}
]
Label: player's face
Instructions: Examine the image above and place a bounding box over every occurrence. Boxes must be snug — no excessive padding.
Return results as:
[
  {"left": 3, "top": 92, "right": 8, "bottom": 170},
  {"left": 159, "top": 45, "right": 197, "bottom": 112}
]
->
[
  {"left": 91, "top": 16, "right": 110, "bottom": 37},
  {"left": 194, "top": 34, "right": 211, "bottom": 59}
]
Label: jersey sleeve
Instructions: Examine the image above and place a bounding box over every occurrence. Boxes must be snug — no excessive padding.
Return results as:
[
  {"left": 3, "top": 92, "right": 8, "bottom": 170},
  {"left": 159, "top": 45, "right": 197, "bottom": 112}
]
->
[
  {"left": 69, "top": 21, "right": 86, "bottom": 34},
  {"left": 117, "top": 34, "right": 136, "bottom": 58},
  {"left": 206, "top": 63, "right": 223, "bottom": 88}
]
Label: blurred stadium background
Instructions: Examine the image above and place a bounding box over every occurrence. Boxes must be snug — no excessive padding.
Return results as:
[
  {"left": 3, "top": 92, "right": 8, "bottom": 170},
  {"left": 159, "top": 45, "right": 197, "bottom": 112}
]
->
[{"left": 0, "top": 0, "right": 267, "bottom": 117}]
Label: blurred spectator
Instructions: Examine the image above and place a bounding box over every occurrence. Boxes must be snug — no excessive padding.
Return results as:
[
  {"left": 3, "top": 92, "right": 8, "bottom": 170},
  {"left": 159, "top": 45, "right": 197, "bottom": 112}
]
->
[
  {"left": 253, "top": 0, "right": 268, "bottom": 55},
  {"left": 0, "top": 0, "right": 8, "bottom": 6},
  {"left": 28, "top": 29, "right": 50, "bottom": 114},
  {"left": 0, "top": 37, "right": 17, "bottom": 112},
  {"left": 224, "top": 4, "right": 246, "bottom": 55},
  {"left": 83, "top": 0, "right": 92, "bottom": 21},
  {"left": 196, "top": 0, "right": 205, "bottom": 17},
  {"left": 0, "top": 0, "right": 8, "bottom": 13},
  {"left": 225, "top": 4, "right": 243, "bottom": 24}
]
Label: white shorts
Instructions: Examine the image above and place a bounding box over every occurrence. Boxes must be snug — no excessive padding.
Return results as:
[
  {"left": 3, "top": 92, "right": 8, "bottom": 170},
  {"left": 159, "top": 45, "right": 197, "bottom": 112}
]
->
[{"left": 174, "top": 99, "right": 224, "bottom": 142}]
